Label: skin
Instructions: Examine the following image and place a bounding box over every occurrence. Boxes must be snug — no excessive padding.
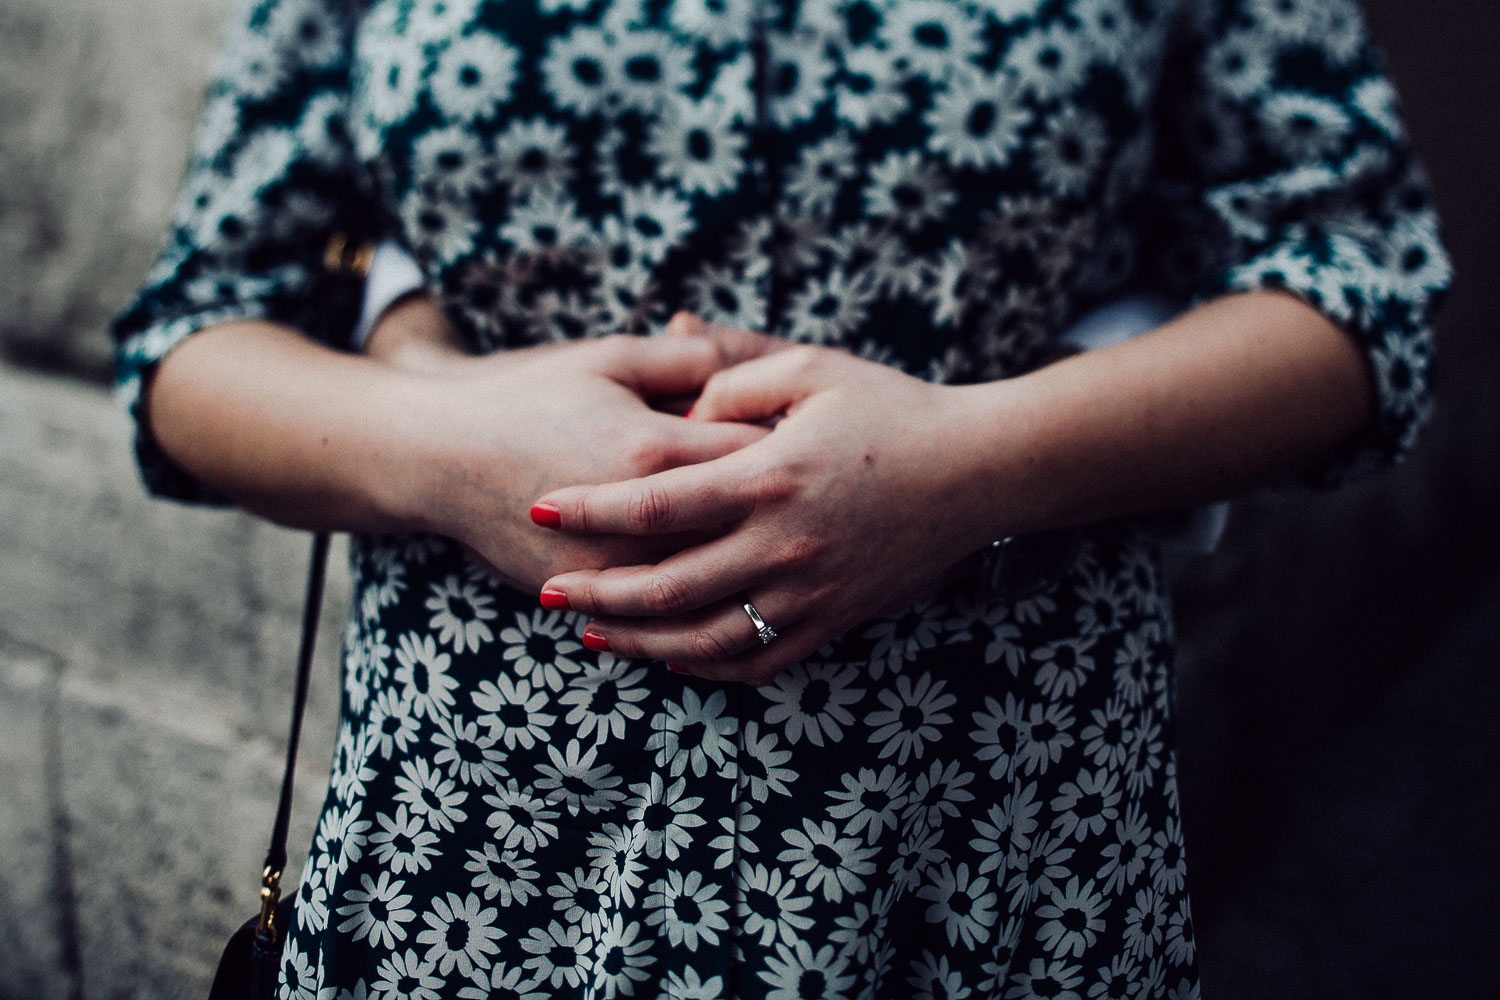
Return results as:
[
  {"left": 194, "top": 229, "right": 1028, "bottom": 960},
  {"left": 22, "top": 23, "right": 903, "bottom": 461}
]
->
[{"left": 147, "top": 290, "right": 1372, "bottom": 683}]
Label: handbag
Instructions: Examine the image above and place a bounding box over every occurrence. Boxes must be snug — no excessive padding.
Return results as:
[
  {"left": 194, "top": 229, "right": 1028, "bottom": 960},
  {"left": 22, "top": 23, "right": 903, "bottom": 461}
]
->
[{"left": 207, "top": 532, "right": 331, "bottom": 1000}]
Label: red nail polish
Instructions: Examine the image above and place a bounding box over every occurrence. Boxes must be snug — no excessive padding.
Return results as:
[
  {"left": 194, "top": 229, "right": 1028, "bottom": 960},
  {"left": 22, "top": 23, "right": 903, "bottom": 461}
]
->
[
  {"left": 581, "top": 628, "right": 611, "bottom": 653},
  {"left": 666, "top": 662, "right": 689, "bottom": 674},
  {"left": 684, "top": 407, "right": 696, "bottom": 420},
  {"left": 530, "top": 502, "right": 561, "bottom": 528},
  {"left": 539, "top": 588, "right": 570, "bottom": 611}
]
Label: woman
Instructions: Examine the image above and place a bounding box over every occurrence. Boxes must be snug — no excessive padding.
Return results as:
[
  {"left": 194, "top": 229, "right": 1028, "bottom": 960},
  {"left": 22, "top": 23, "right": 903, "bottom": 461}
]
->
[{"left": 114, "top": 0, "right": 1446, "bottom": 996}]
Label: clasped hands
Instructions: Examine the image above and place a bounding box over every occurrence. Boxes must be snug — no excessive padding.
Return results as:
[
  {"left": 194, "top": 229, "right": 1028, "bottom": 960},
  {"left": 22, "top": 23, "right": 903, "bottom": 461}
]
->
[{"left": 374, "top": 304, "right": 1002, "bottom": 685}]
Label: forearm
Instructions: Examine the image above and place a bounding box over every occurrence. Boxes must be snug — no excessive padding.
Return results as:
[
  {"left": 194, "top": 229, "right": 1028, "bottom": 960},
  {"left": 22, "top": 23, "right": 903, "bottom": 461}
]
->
[
  {"left": 146, "top": 320, "right": 431, "bottom": 532},
  {"left": 959, "top": 291, "right": 1375, "bottom": 540}
]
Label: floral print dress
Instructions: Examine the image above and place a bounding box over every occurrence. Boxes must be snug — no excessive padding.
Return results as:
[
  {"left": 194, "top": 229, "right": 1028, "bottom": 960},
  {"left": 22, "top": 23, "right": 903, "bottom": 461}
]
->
[{"left": 112, "top": 0, "right": 1447, "bottom": 997}]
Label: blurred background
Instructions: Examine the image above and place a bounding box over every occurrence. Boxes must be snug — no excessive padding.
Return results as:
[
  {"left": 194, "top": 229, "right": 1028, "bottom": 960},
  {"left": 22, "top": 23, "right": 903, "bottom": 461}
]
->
[{"left": 0, "top": 0, "right": 1495, "bottom": 996}]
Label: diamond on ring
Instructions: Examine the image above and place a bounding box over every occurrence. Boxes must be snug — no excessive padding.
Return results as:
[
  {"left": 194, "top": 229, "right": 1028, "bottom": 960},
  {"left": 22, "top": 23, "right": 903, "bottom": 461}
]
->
[{"left": 743, "top": 603, "right": 778, "bottom": 644}]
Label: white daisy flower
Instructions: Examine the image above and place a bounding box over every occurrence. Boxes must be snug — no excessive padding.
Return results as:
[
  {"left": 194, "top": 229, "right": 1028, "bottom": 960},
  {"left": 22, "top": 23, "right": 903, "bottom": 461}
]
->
[
  {"left": 463, "top": 841, "right": 542, "bottom": 907},
  {"left": 648, "top": 96, "right": 748, "bottom": 196},
  {"left": 739, "top": 720, "right": 798, "bottom": 801},
  {"left": 828, "top": 887, "right": 892, "bottom": 965},
  {"left": 760, "top": 660, "right": 866, "bottom": 747},
  {"left": 608, "top": 28, "right": 695, "bottom": 113},
  {"left": 1123, "top": 708, "right": 1164, "bottom": 798},
  {"left": 1014, "top": 700, "right": 1076, "bottom": 777},
  {"left": 546, "top": 865, "right": 606, "bottom": 930},
  {"left": 370, "top": 804, "right": 442, "bottom": 875},
  {"left": 430, "top": 714, "right": 506, "bottom": 787},
  {"left": 1005, "top": 826, "right": 1076, "bottom": 912},
  {"left": 777, "top": 818, "right": 879, "bottom": 903},
  {"left": 471, "top": 673, "right": 554, "bottom": 750},
  {"left": 1051, "top": 765, "right": 1121, "bottom": 842},
  {"left": 482, "top": 778, "right": 561, "bottom": 852},
  {"left": 405, "top": 0, "right": 482, "bottom": 45},
  {"left": 865, "top": 671, "right": 957, "bottom": 764},
  {"left": 826, "top": 765, "right": 911, "bottom": 845},
  {"left": 424, "top": 573, "right": 498, "bottom": 654},
  {"left": 534, "top": 738, "right": 625, "bottom": 816},
  {"left": 336, "top": 871, "right": 415, "bottom": 952},
  {"left": 542, "top": 26, "right": 617, "bottom": 117},
  {"left": 1031, "top": 634, "right": 1097, "bottom": 700},
  {"left": 1148, "top": 817, "right": 1189, "bottom": 897},
  {"left": 1259, "top": 90, "right": 1354, "bottom": 161},
  {"left": 682, "top": 258, "right": 769, "bottom": 330},
  {"left": 401, "top": 191, "right": 482, "bottom": 268},
  {"left": 223, "top": 26, "right": 288, "bottom": 102},
  {"left": 1004, "top": 957, "right": 1086, "bottom": 1000},
  {"left": 392, "top": 630, "right": 460, "bottom": 721},
  {"left": 266, "top": 0, "right": 345, "bottom": 70},
  {"left": 766, "top": 27, "right": 835, "bottom": 128},
  {"left": 428, "top": 31, "right": 518, "bottom": 122},
  {"left": 667, "top": 0, "right": 755, "bottom": 49},
  {"left": 1123, "top": 885, "right": 1167, "bottom": 960},
  {"left": 989, "top": 0, "right": 1046, "bottom": 24},
  {"left": 354, "top": 14, "right": 425, "bottom": 138},
  {"left": 497, "top": 609, "right": 585, "bottom": 691},
  {"left": 1009, "top": 22, "right": 1088, "bottom": 103},
  {"left": 585, "top": 821, "right": 647, "bottom": 907},
  {"left": 1032, "top": 106, "right": 1108, "bottom": 199},
  {"left": 1073, "top": 0, "right": 1135, "bottom": 64},
  {"left": 644, "top": 870, "right": 731, "bottom": 950},
  {"left": 862, "top": 600, "right": 947, "bottom": 676},
  {"left": 1249, "top": 0, "right": 1323, "bottom": 42},
  {"left": 645, "top": 687, "right": 738, "bottom": 777},
  {"left": 1166, "top": 897, "right": 1197, "bottom": 967},
  {"left": 926, "top": 68, "right": 1032, "bottom": 173},
  {"left": 456, "top": 961, "right": 547, "bottom": 1000},
  {"left": 415, "top": 891, "right": 504, "bottom": 980},
  {"left": 1079, "top": 696, "right": 1131, "bottom": 770},
  {"left": 519, "top": 919, "right": 588, "bottom": 991},
  {"left": 369, "top": 689, "right": 423, "bottom": 758},
  {"left": 411, "top": 125, "right": 492, "bottom": 202},
  {"left": 882, "top": 0, "right": 984, "bottom": 82},
  {"left": 1096, "top": 803, "right": 1151, "bottom": 896},
  {"left": 907, "top": 949, "right": 971, "bottom": 1000},
  {"left": 889, "top": 822, "right": 949, "bottom": 896},
  {"left": 835, "top": 45, "right": 910, "bottom": 129},
  {"left": 617, "top": 184, "right": 694, "bottom": 266},
  {"left": 1205, "top": 28, "right": 1276, "bottom": 103},
  {"left": 498, "top": 191, "right": 595, "bottom": 255},
  {"left": 493, "top": 116, "right": 573, "bottom": 200},
  {"left": 735, "top": 860, "right": 816, "bottom": 948},
  {"left": 661, "top": 967, "right": 726, "bottom": 1000},
  {"left": 557, "top": 652, "right": 650, "bottom": 743},
  {"left": 785, "top": 266, "right": 877, "bottom": 345},
  {"left": 758, "top": 939, "right": 856, "bottom": 1000},
  {"left": 394, "top": 756, "right": 469, "bottom": 833},
  {"left": 589, "top": 914, "right": 656, "bottom": 998},
  {"left": 903, "top": 757, "right": 978, "bottom": 831},
  {"left": 625, "top": 772, "right": 706, "bottom": 861}
]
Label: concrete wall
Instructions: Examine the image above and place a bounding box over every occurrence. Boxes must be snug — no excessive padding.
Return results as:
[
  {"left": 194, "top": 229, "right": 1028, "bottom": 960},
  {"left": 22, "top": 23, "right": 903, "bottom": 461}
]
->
[{"left": 1, "top": 0, "right": 1496, "bottom": 997}]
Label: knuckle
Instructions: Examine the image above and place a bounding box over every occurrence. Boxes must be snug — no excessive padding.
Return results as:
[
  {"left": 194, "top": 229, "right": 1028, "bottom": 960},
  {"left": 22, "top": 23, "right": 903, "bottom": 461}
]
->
[
  {"left": 689, "top": 626, "right": 737, "bottom": 664},
  {"left": 629, "top": 484, "right": 675, "bottom": 533},
  {"left": 643, "top": 573, "right": 695, "bottom": 616},
  {"left": 621, "top": 433, "right": 668, "bottom": 475},
  {"left": 771, "top": 532, "right": 825, "bottom": 571}
]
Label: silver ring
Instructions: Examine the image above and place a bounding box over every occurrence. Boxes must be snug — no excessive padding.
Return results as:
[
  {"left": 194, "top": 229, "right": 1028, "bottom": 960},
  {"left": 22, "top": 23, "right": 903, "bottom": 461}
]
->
[{"left": 743, "top": 602, "right": 778, "bottom": 644}]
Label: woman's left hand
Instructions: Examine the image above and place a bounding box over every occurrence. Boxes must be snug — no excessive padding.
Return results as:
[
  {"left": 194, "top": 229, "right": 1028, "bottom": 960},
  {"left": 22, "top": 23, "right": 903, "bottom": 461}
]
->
[{"left": 532, "top": 343, "right": 1009, "bottom": 684}]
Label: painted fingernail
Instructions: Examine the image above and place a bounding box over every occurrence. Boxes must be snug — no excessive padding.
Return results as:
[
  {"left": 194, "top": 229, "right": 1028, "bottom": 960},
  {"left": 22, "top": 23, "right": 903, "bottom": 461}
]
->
[
  {"left": 683, "top": 406, "right": 696, "bottom": 420},
  {"left": 581, "top": 628, "right": 611, "bottom": 652},
  {"left": 530, "top": 502, "right": 561, "bottom": 528},
  {"left": 539, "top": 588, "right": 570, "bottom": 611},
  {"left": 666, "top": 662, "right": 689, "bottom": 674}
]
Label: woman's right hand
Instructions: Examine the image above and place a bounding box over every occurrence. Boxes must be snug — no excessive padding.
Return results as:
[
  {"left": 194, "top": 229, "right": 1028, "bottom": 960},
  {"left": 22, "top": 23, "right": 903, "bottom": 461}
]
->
[{"left": 373, "top": 307, "right": 782, "bottom": 594}]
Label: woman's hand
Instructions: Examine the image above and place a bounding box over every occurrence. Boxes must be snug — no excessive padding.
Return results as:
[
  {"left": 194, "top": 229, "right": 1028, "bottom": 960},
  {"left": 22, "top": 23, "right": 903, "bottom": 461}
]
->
[
  {"left": 530, "top": 345, "right": 1007, "bottom": 684},
  {"left": 394, "top": 320, "right": 787, "bottom": 594}
]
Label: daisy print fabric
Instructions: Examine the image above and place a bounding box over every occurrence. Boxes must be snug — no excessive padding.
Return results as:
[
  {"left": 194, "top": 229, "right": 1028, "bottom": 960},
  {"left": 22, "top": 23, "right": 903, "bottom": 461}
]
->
[{"left": 110, "top": 0, "right": 1448, "bottom": 996}]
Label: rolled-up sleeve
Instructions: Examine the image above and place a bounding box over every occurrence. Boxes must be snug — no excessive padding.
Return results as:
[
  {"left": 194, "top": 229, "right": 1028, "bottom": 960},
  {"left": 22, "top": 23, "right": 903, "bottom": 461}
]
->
[
  {"left": 1138, "top": 0, "right": 1450, "bottom": 487},
  {"left": 111, "top": 0, "right": 373, "bottom": 503}
]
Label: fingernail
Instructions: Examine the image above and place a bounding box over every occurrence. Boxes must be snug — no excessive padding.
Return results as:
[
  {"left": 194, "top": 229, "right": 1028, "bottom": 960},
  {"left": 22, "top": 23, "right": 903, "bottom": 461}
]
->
[
  {"left": 666, "top": 662, "right": 689, "bottom": 674},
  {"left": 581, "top": 628, "right": 611, "bottom": 652},
  {"left": 530, "top": 502, "right": 561, "bottom": 528},
  {"left": 539, "top": 588, "right": 570, "bottom": 611},
  {"left": 683, "top": 407, "right": 696, "bottom": 420}
]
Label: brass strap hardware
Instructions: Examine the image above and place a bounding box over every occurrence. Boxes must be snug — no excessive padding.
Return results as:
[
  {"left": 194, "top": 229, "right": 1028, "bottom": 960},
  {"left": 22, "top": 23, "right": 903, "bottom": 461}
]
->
[
  {"left": 322, "top": 232, "right": 375, "bottom": 277},
  {"left": 255, "top": 864, "right": 283, "bottom": 942}
]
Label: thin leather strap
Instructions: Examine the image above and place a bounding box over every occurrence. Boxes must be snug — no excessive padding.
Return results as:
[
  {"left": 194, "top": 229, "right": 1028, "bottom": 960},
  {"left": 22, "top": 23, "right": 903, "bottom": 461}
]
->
[{"left": 257, "top": 531, "right": 330, "bottom": 943}]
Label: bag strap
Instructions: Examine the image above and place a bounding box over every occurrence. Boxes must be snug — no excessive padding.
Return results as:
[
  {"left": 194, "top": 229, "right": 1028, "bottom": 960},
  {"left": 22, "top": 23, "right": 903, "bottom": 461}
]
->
[{"left": 254, "top": 531, "right": 331, "bottom": 947}]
